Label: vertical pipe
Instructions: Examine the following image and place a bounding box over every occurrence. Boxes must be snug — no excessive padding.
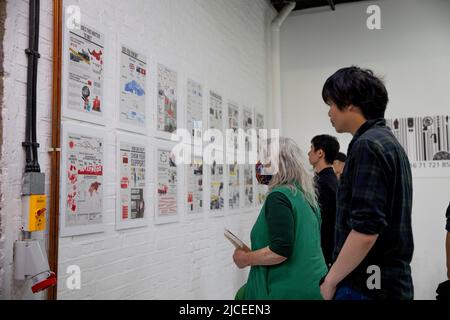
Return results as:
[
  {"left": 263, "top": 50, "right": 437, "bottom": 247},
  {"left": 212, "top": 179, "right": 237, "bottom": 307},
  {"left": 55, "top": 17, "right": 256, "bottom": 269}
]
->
[
  {"left": 24, "top": 0, "right": 37, "bottom": 172},
  {"left": 271, "top": 2, "right": 296, "bottom": 134},
  {"left": 48, "top": 0, "right": 63, "bottom": 300},
  {"left": 31, "top": 0, "right": 41, "bottom": 172}
]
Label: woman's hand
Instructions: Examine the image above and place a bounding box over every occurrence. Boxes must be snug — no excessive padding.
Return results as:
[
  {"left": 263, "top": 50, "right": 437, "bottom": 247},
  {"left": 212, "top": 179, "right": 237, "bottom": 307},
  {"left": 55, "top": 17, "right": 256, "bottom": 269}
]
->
[
  {"left": 320, "top": 277, "right": 337, "bottom": 300},
  {"left": 233, "top": 249, "right": 251, "bottom": 269}
]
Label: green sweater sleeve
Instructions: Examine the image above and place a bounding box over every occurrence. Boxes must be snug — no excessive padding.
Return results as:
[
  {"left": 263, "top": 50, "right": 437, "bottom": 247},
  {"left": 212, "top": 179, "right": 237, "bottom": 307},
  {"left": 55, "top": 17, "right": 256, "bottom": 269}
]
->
[{"left": 265, "top": 191, "right": 295, "bottom": 258}]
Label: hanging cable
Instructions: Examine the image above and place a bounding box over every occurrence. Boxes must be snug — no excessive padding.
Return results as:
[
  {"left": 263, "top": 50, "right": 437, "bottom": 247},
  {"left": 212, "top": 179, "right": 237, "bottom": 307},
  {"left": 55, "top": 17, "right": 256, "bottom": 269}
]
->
[{"left": 23, "top": 0, "right": 41, "bottom": 173}]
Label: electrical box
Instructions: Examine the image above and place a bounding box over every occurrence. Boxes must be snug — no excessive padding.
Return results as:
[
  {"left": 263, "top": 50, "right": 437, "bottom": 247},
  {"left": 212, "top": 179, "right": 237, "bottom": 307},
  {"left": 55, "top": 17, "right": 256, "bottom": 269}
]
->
[
  {"left": 22, "top": 195, "right": 47, "bottom": 232},
  {"left": 22, "top": 172, "right": 45, "bottom": 195}
]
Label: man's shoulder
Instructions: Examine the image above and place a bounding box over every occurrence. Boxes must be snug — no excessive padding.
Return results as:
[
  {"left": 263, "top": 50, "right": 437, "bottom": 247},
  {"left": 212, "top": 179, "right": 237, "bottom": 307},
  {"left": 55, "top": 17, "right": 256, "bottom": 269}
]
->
[{"left": 356, "top": 126, "right": 399, "bottom": 153}]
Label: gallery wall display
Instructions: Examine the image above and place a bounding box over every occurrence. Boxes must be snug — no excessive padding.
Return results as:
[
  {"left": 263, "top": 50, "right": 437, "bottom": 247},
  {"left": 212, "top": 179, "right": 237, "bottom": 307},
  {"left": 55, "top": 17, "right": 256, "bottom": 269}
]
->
[
  {"left": 62, "top": 16, "right": 105, "bottom": 125},
  {"left": 386, "top": 115, "right": 450, "bottom": 178},
  {"left": 60, "top": 9, "right": 264, "bottom": 233},
  {"left": 186, "top": 78, "right": 203, "bottom": 142},
  {"left": 157, "top": 64, "right": 178, "bottom": 139},
  {"left": 186, "top": 156, "right": 203, "bottom": 214},
  {"left": 116, "top": 133, "right": 148, "bottom": 230},
  {"left": 118, "top": 44, "right": 148, "bottom": 134},
  {"left": 60, "top": 122, "right": 105, "bottom": 237},
  {"left": 155, "top": 142, "right": 180, "bottom": 224}
]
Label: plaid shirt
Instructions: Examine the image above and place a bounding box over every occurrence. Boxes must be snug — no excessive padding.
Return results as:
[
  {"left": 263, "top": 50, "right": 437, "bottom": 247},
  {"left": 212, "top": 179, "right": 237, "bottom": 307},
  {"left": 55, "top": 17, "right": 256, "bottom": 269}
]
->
[{"left": 333, "top": 118, "right": 414, "bottom": 300}]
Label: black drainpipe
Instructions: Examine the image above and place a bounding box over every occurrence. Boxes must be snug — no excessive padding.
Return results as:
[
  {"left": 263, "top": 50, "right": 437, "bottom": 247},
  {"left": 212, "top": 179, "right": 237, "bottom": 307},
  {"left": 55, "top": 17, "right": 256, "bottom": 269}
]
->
[{"left": 23, "top": 0, "right": 41, "bottom": 173}]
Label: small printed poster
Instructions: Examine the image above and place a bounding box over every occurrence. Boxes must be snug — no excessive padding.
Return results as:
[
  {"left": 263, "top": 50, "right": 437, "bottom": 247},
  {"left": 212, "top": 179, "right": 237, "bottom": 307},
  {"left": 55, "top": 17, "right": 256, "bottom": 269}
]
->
[
  {"left": 116, "top": 134, "right": 147, "bottom": 230},
  {"left": 228, "top": 102, "right": 239, "bottom": 151},
  {"left": 243, "top": 107, "right": 254, "bottom": 153},
  {"left": 157, "top": 64, "right": 177, "bottom": 134},
  {"left": 209, "top": 91, "right": 223, "bottom": 132},
  {"left": 210, "top": 161, "right": 224, "bottom": 211},
  {"left": 244, "top": 165, "right": 254, "bottom": 207},
  {"left": 66, "top": 22, "right": 104, "bottom": 122},
  {"left": 228, "top": 162, "right": 240, "bottom": 210},
  {"left": 255, "top": 113, "right": 267, "bottom": 205},
  {"left": 187, "top": 79, "right": 203, "bottom": 140},
  {"left": 61, "top": 123, "right": 105, "bottom": 236},
  {"left": 119, "top": 45, "right": 147, "bottom": 131},
  {"left": 187, "top": 157, "right": 203, "bottom": 214},
  {"left": 157, "top": 149, "right": 178, "bottom": 216}
]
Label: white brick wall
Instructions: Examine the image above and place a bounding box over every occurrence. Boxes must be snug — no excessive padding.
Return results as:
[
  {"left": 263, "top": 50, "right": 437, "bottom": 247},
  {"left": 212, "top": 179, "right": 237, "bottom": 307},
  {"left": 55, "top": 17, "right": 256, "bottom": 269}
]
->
[{"left": 1, "top": 0, "right": 276, "bottom": 299}]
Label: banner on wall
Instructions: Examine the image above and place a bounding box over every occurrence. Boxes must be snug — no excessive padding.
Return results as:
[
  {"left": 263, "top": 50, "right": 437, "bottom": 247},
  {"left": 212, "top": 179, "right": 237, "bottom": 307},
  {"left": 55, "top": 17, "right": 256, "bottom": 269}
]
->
[
  {"left": 157, "top": 64, "right": 178, "bottom": 135},
  {"left": 66, "top": 22, "right": 105, "bottom": 123},
  {"left": 119, "top": 45, "right": 147, "bottom": 131},
  {"left": 386, "top": 115, "right": 450, "bottom": 178},
  {"left": 61, "top": 123, "right": 105, "bottom": 237},
  {"left": 117, "top": 134, "right": 147, "bottom": 230}
]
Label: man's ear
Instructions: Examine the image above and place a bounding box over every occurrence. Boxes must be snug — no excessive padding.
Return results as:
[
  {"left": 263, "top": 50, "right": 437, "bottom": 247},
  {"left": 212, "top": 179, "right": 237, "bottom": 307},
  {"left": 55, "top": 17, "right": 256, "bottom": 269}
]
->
[{"left": 347, "top": 104, "right": 362, "bottom": 114}]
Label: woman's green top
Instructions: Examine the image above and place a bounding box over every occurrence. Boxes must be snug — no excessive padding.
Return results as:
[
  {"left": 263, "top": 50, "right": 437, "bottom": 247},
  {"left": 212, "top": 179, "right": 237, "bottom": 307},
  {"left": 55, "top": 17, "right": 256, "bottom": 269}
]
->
[{"left": 243, "top": 184, "right": 327, "bottom": 300}]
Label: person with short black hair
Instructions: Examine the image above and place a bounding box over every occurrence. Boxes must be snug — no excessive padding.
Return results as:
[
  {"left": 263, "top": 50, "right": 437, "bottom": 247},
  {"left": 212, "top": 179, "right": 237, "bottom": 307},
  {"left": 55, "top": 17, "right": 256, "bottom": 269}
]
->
[
  {"left": 319, "top": 66, "right": 414, "bottom": 300},
  {"left": 333, "top": 152, "right": 347, "bottom": 180},
  {"left": 308, "top": 135, "right": 339, "bottom": 267}
]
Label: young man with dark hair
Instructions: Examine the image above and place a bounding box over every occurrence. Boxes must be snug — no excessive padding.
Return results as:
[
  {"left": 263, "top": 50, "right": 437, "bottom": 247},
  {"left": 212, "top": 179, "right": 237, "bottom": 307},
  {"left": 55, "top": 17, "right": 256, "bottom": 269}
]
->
[
  {"left": 308, "top": 135, "right": 339, "bottom": 267},
  {"left": 319, "top": 66, "right": 414, "bottom": 300},
  {"left": 333, "top": 152, "right": 347, "bottom": 180}
]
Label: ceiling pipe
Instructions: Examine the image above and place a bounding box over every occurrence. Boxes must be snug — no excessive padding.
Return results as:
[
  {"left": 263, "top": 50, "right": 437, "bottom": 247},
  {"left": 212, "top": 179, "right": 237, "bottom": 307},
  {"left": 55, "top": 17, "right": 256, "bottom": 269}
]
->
[
  {"left": 271, "top": 1, "right": 296, "bottom": 135},
  {"left": 327, "top": 0, "right": 336, "bottom": 11}
]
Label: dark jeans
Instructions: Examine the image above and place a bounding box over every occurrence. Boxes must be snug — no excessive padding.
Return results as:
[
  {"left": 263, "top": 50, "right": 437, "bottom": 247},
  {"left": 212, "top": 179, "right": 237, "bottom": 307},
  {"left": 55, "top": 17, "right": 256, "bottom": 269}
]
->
[{"left": 334, "top": 285, "right": 371, "bottom": 300}]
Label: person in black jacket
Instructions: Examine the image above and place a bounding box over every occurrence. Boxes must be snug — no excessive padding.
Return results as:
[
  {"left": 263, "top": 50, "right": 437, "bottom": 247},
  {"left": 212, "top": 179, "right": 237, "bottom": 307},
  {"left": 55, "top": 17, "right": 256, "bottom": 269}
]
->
[
  {"left": 308, "top": 134, "right": 339, "bottom": 267},
  {"left": 436, "top": 202, "right": 450, "bottom": 300}
]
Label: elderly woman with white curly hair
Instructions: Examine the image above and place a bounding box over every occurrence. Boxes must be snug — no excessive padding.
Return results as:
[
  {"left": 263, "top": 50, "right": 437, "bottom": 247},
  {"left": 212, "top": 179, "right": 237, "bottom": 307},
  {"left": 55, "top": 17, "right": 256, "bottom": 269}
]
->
[{"left": 233, "top": 137, "right": 327, "bottom": 300}]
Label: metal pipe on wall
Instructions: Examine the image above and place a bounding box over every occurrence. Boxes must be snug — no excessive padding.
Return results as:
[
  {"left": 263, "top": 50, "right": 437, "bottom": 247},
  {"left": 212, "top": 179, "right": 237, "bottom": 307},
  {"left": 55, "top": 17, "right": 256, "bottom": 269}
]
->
[
  {"left": 23, "top": 0, "right": 41, "bottom": 173},
  {"left": 48, "top": 0, "right": 63, "bottom": 300},
  {"left": 271, "top": 2, "right": 295, "bottom": 135}
]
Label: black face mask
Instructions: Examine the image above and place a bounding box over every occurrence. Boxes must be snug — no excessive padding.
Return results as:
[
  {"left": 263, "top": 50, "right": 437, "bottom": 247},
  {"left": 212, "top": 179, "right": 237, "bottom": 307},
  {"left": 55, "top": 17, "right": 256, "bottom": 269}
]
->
[{"left": 255, "top": 161, "right": 272, "bottom": 185}]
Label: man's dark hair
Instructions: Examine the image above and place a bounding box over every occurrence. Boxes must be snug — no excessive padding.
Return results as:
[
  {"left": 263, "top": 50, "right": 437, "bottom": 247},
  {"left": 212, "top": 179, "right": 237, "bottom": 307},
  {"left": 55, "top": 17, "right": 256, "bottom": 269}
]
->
[
  {"left": 335, "top": 152, "right": 347, "bottom": 162},
  {"left": 311, "top": 135, "right": 340, "bottom": 165},
  {"left": 322, "top": 66, "right": 388, "bottom": 120}
]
